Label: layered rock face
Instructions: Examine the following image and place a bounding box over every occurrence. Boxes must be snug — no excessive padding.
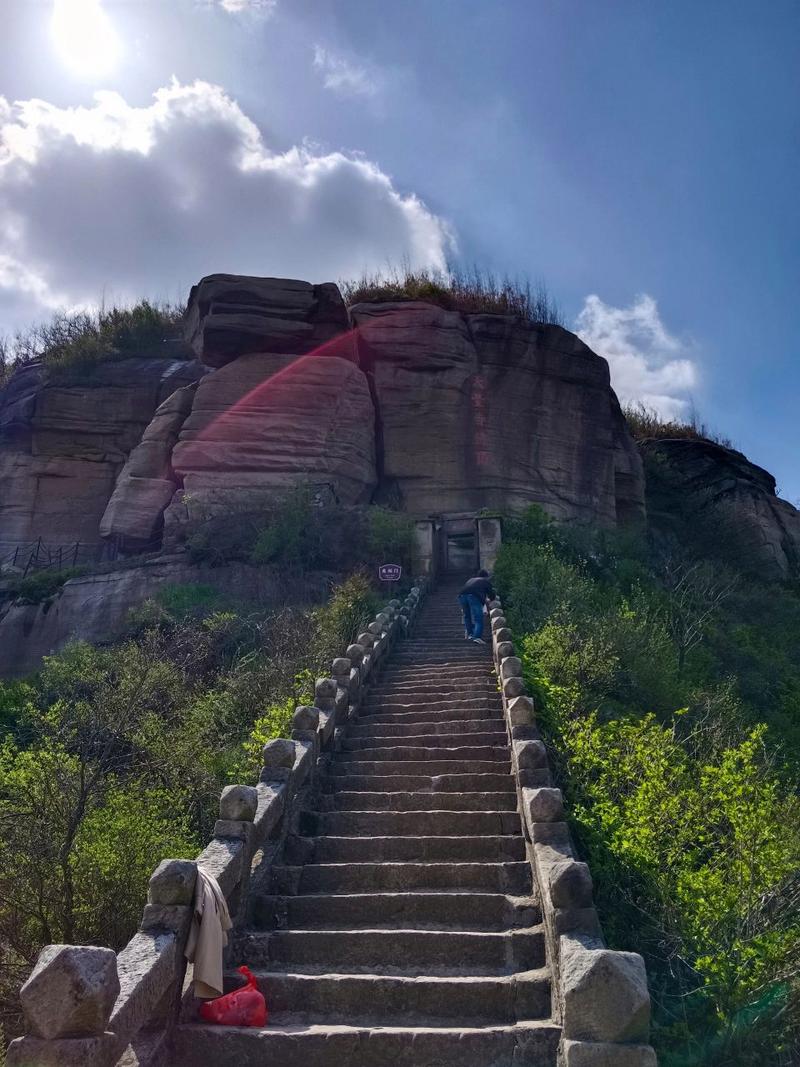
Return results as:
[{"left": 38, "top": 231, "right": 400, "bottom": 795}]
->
[
  {"left": 640, "top": 437, "right": 800, "bottom": 579},
  {"left": 0, "top": 358, "right": 203, "bottom": 550},
  {"left": 1, "top": 275, "right": 645, "bottom": 563},
  {"left": 352, "top": 301, "right": 644, "bottom": 522}
]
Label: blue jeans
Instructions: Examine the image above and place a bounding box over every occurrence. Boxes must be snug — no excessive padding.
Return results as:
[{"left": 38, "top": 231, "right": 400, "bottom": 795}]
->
[{"left": 458, "top": 593, "right": 484, "bottom": 639}]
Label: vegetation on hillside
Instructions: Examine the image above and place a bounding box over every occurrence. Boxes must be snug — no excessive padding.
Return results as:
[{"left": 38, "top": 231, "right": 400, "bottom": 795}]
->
[
  {"left": 623, "top": 401, "right": 733, "bottom": 448},
  {"left": 341, "top": 265, "right": 564, "bottom": 326},
  {"left": 0, "top": 491, "right": 415, "bottom": 1042},
  {"left": 494, "top": 505, "right": 800, "bottom": 1066},
  {"left": 0, "top": 301, "right": 190, "bottom": 385}
]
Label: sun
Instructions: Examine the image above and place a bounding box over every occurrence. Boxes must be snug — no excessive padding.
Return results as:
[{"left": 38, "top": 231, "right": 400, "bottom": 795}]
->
[{"left": 50, "top": 0, "right": 121, "bottom": 80}]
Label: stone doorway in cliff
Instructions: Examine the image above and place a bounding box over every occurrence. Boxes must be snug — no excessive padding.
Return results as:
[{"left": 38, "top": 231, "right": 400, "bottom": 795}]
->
[{"left": 442, "top": 516, "right": 478, "bottom": 574}]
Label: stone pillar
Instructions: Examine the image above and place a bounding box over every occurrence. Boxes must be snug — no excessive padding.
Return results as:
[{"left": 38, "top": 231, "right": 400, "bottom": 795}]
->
[
  {"left": 412, "top": 520, "right": 436, "bottom": 577},
  {"left": 478, "top": 516, "right": 502, "bottom": 572}
]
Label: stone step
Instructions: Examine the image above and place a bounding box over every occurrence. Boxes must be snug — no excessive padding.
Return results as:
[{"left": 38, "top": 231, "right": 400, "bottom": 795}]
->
[
  {"left": 364, "top": 684, "right": 499, "bottom": 701},
  {"left": 272, "top": 861, "right": 532, "bottom": 895},
  {"left": 302, "top": 834, "right": 526, "bottom": 863},
  {"left": 216, "top": 968, "right": 552, "bottom": 1025},
  {"left": 252, "top": 891, "right": 540, "bottom": 932},
  {"left": 319, "top": 791, "right": 518, "bottom": 813},
  {"left": 321, "top": 772, "right": 514, "bottom": 795},
  {"left": 363, "top": 692, "right": 500, "bottom": 709},
  {"left": 236, "top": 926, "right": 546, "bottom": 975},
  {"left": 357, "top": 706, "right": 502, "bottom": 726},
  {"left": 302, "top": 809, "right": 521, "bottom": 839},
  {"left": 380, "top": 663, "right": 495, "bottom": 677},
  {"left": 390, "top": 655, "right": 493, "bottom": 666},
  {"left": 348, "top": 718, "right": 505, "bottom": 739},
  {"left": 170, "top": 1020, "right": 562, "bottom": 1067},
  {"left": 331, "top": 743, "right": 511, "bottom": 763},
  {"left": 342, "top": 731, "right": 507, "bottom": 751},
  {"left": 327, "top": 758, "right": 512, "bottom": 778}
]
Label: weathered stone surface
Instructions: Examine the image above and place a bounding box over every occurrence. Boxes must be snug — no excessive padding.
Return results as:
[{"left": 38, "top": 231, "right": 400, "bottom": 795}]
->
[
  {"left": 20, "top": 944, "right": 119, "bottom": 1039},
  {"left": 559, "top": 1038, "right": 658, "bottom": 1067},
  {"left": 0, "top": 556, "right": 330, "bottom": 677},
  {"left": 561, "top": 935, "right": 651, "bottom": 1043},
  {"left": 219, "top": 784, "right": 258, "bottom": 822},
  {"left": 99, "top": 383, "right": 198, "bottom": 548},
  {"left": 640, "top": 436, "right": 800, "bottom": 578},
  {"left": 261, "top": 738, "right": 296, "bottom": 769},
  {"left": 148, "top": 859, "right": 196, "bottom": 906},
  {"left": 549, "top": 859, "right": 593, "bottom": 909},
  {"left": 524, "top": 786, "right": 565, "bottom": 824},
  {"left": 508, "top": 696, "right": 535, "bottom": 726},
  {"left": 0, "top": 358, "right": 202, "bottom": 547},
  {"left": 351, "top": 301, "right": 644, "bottom": 522},
  {"left": 165, "top": 353, "right": 376, "bottom": 526},
  {"left": 185, "top": 274, "right": 351, "bottom": 368}
]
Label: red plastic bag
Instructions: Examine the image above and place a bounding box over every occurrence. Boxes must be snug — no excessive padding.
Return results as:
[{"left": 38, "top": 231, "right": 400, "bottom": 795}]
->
[{"left": 199, "top": 965, "right": 267, "bottom": 1027}]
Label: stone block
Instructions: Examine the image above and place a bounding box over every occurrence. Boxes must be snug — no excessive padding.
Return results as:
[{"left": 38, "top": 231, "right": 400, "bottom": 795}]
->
[
  {"left": 490, "top": 615, "right": 508, "bottom": 631},
  {"left": 500, "top": 656, "right": 523, "bottom": 679},
  {"left": 503, "top": 676, "right": 527, "bottom": 699},
  {"left": 213, "top": 819, "right": 255, "bottom": 842},
  {"left": 7, "top": 1033, "right": 119, "bottom": 1066},
  {"left": 148, "top": 859, "right": 196, "bottom": 906},
  {"left": 550, "top": 859, "right": 593, "bottom": 909},
  {"left": 331, "top": 657, "right": 351, "bottom": 679},
  {"left": 357, "top": 631, "right": 375, "bottom": 649},
  {"left": 489, "top": 607, "right": 505, "bottom": 621},
  {"left": 367, "top": 620, "right": 383, "bottom": 636},
  {"left": 495, "top": 627, "right": 513, "bottom": 643},
  {"left": 559, "top": 1038, "right": 657, "bottom": 1067},
  {"left": 525, "top": 786, "right": 565, "bottom": 824},
  {"left": 561, "top": 936, "right": 651, "bottom": 1043},
  {"left": 19, "top": 945, "right": 120, "bottom": 1039},
  {"left": 219, "top": 784, "right": 258, "bottom": 822},
  {"left": 496, "top": 640, "right": 515, "bottom": 659},
  {"left": 261, "top": 738, "right": 295, "bottom": 782},
  {"left": 508, "top": 696, "right": 535, "bottom": 726},
  {"left": 139, "top": 902, "right": 192, "bottom": 933},
  {"left": 516, "top": 739, "right": 548, "bottom": 769},
  {"left": 292, "top": 704, "right": 320, "bottom": 741},
  {"left": 346, "top": 643, "right": 364, "bottom": 665},
  {"left": 314, "top": 678, "right": 336, "bottom": 711}
]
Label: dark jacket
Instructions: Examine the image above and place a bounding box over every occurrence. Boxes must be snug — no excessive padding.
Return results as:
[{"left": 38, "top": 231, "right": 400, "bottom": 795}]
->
[{"left": 458, "top": 576, "right": 496, "bottom": 604}]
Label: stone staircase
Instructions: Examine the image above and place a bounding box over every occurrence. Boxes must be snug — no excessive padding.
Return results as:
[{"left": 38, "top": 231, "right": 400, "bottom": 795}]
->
[{"left": 169, "top": 581, "right": 560, "bottom": 1066}]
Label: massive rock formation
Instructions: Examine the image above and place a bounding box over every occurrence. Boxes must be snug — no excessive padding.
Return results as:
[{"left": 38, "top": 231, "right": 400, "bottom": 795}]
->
[
  {"left": 185, "top": 274, "right": 350, "bottom": 367},
  {"left": 640, "top": 437, "right": 800, "bottom": 579},
  {"left": 351, "top": 301, "right": 643, "bottom": 522},
  {"left": 0, "top": 357, "right": 203, "bottom": 552},
  {"left": 0, "top": 274, "right": 645, "bottom": 565}
]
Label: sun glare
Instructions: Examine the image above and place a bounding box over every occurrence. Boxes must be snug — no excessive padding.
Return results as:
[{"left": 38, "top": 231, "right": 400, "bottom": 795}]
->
[{"left": 51, "top": 0, "right": 121, "bottom": 80}]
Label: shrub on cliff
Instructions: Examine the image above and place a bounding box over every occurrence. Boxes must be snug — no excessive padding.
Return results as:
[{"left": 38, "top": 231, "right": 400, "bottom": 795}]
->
[
  {"left": 0, "top": 300, "right": 190, "bottom": 385},
  {"left": 341, "top": 265, "right": 564, "bottom": 326},
  {"left": 494, "top": 507, "right": 800, "bottom": 1065}
]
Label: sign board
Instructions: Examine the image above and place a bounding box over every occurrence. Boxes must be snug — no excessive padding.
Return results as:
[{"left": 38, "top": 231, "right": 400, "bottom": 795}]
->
[{"left": 378, "top": 563, "right": 402, "bottom": 582}]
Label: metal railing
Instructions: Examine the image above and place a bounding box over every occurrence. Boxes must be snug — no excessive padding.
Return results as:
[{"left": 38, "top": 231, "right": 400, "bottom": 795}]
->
[{"left": 0, "top": 539, "right": 121, "bottom": 577}]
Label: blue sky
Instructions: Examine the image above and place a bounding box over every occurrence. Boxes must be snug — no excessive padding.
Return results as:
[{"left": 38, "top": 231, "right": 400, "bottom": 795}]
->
[{"left": 1, "top": 0, "right": 798, "bottom": 498}]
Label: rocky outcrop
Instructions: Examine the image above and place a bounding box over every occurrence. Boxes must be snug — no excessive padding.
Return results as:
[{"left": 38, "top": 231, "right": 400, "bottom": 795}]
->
[
  {"left": 162, "top": 353, "right": 376, "bottom": 538},
  {"left": 0, "top": 276, "right": 646, "bottom": 564},
  {"left": 185, "top": 274, "right": 351, "bottom": 367},
  {"left": 352, "top": 302, "right": 644, "bottom": 523},
  {"left": 0, "top": 358, "right": 204, "bottom": 551},
  {"left": 99, "top": 384, "right": 199, "bottom": 550},
  {"left": 0, "top": 556, "right": 331, "bottom": 677},
  {"left": 639, "top": 437, "right": 800, "bottom": 578}
]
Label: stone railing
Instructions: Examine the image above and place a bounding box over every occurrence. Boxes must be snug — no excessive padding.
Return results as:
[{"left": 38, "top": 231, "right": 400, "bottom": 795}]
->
[
  {"left": 489, "top": 596, "right": 658, "bottom": 1067},
  {"left": 7, "top": 581, "right": 428, "bottom": 1067}
]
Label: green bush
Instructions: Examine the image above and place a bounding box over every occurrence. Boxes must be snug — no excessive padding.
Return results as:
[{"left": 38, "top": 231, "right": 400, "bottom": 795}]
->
[
  {"left": 7, "top": 567, "right": 86, "bottom": 604},
  {"left": 0, "top": 301, "right": 189, "bottom": 385},
  {"left": 495, "top": 509, "right": 800, "bottom": 1064}
]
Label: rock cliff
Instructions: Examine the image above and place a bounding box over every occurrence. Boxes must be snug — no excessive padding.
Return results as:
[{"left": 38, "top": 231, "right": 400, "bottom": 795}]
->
[
  {"left": 0, "top": 357, "right": 204, "bottom": 555},
  {"left": 640, "top": 437, "right": 800, "bottom": 579},
  {"left": 98, "top": 276, "right": 645, "bottom": 545}
]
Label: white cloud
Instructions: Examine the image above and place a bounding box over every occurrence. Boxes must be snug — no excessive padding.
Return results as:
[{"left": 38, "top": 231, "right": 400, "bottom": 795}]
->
[
  {"left": 574, "top": 293, "right": 698, "bottom": 420},
  {"left": 0, "top": 79, "right": 452, "bottom": 330},
  {"left": 313, "top": 46, "right": 379, "bottom": 98},
  {"left": 217, "top": 0, "right": 277, "bottom": 14}
]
